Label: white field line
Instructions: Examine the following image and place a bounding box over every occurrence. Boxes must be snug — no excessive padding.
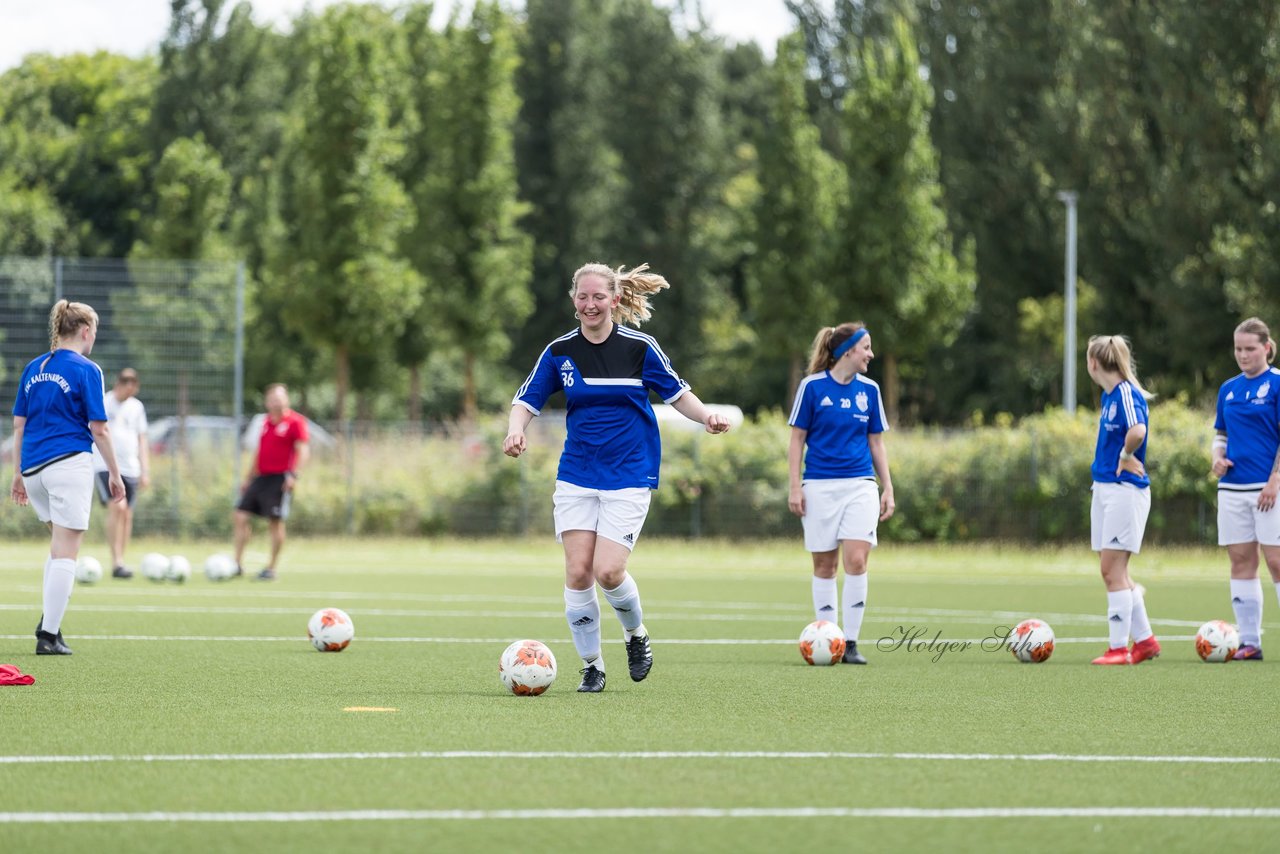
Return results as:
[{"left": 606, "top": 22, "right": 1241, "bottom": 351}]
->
[
  {"left": 0, "top": 600, "right": 1217, "bottom": 628},
  {"left": 2, "top": 807, "right": 1280, "bottom": 823},
  {"left": 2, "top": 749, "right": 1278, "bottom": 767},
  {"left": 0, "top": 633, "right": 1195, "bottom": 645}
]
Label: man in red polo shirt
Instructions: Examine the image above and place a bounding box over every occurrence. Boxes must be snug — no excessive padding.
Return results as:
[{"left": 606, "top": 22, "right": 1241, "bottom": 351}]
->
[{"left": 234, "top": 383, "right": 309, "bottom": 581}]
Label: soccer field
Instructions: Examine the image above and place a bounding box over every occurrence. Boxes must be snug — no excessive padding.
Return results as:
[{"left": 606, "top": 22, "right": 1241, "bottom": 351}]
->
[{"left": 2, "top": 538, "right": 1279, "bottom": 853}]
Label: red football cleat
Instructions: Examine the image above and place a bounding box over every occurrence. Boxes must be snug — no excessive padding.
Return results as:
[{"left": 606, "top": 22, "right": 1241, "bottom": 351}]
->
[
  {"left": 1130, "top": 636, "right": 1161, "bottom": 664},
  {"left": 1091, "top": 646, "right": 1132, "bottom": 665}
]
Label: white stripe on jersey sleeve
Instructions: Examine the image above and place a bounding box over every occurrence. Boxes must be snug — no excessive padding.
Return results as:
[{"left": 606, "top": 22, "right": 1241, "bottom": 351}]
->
[
  {"left": 789, "top": 374, "right": 823, "bottom": 425},
  {"left": 1120, "top": 382, "right": 1138, "bottom": 428},
  {"left": 512, "top": 331, "right": 578, "bottom": 408}
]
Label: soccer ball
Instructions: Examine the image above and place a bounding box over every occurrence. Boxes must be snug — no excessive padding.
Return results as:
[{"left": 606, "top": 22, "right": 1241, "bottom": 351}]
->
[
  {"left": 308, "top": 608, "right": 354, "bottom": 652},
  {"left": 798, "top": 620, "right": 846, "bottom": 666},
  {"left": 1195, "top": 620, "right": 1240, "bottom": 663},
  {"left": 167, "top": 555, "right": 192, "bottom": 583},
  {"left": 204, "top": 553, "right": 236, "bottom": 581},
  {"left": 499, "top": 639, "right": 557, "bottom": 695},
  {"left": 1008, "top": 619, "right": 1055, "bottom": 663},
  {"left": 140, "top": 552, "right": 170, "bottom": 582},
  {"left": 75, "top": 556, "right": 103, "bottom": 584}
]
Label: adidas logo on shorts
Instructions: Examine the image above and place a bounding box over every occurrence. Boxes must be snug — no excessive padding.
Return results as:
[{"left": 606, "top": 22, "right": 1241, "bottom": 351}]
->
[{"left": 623, "top": 533, "right": 635, "bottom": 544}]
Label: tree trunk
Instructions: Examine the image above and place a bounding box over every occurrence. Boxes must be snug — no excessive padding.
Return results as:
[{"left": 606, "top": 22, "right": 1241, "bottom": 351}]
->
[
  {"left": 787, "top": 353, "right": 802, "bottom": 409},
  {"left": 335, "top": 345, "right": 350, "bottom": 422},
  {"left": 462, "top": 351, "right": 477, "bottom": 423},
  {"left": 356, "top": 389, "right": 373, "bottom": 426},
  {"left": 407, "top": 362, "right": 422, "bottom": 428},
  {"left": 883, "top": 352, "right": 900, "bottom": 427}
]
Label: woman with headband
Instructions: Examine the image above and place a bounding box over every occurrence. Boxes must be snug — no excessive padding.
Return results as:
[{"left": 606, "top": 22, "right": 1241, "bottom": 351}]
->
[{"left": 788, "top": 323, "right": 895, "bottom": 665}]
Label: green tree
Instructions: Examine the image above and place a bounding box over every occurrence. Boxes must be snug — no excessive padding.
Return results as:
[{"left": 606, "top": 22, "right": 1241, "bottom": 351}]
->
[
  {"left": 514, "top": 0, "right": 625, "bottom": 361},
  {"left": 415, "top": 2, "right": 533, "bottom": 420},
  {"left": 835, "top": 16, "right": 974, "bottom": 422},
  {"left": 272, "top": 3, "right": 419, "bottom": 419},
  {"left": 746, "top": 34, "right": 843, "bottom": 402}
]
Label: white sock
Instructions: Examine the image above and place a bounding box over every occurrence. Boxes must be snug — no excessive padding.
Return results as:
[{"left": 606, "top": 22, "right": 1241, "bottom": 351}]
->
[
  {"left": 812, "top": 576, "right": 837, "bottom": 622},
  {"left": 42, "top": 558, "right": 76, "bottom": 635},
  {"left": 601, "top": 573, "right": 644, "bottom": 637},
  {"left": 842, "top": 573, "right": 868, "bottom": 643},
  {"left": 1129, "top": 585, "right": 1153, "bottom": 643},
  {"left": 1106, "top": 589, "right": 1133, "bottom": 649},
  {"left": 564, "top": 586, "right": 603, "bottom": 670},
  {"left": 1231, "top": 578, "right": 1264, "bottom": 647}
]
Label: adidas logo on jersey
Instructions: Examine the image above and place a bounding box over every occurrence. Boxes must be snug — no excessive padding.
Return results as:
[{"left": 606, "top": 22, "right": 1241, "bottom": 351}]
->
[
  {"left": 820, "top": 396, "right": 834, "bottom": 406},
  {"left": 561, "top": 360, "right": 573, "bottom": 371}
]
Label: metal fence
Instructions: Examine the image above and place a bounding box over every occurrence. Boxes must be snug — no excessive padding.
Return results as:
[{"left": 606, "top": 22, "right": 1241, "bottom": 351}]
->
[{"left": 0, "top": 256, "right": 246, "bottom": 530}]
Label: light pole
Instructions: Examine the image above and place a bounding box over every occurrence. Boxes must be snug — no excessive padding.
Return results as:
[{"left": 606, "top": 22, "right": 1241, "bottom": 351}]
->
[{"left": 1056, "top": 190, "right": 1078, "bottom": 414}]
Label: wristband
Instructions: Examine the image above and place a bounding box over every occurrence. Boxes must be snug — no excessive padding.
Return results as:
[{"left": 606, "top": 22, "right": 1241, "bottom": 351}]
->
[
  {"left": 1119, "top": 450, "right": 1134, "bottom": 462},
  {"left": 285, "top": 471, "right": 298, "bottom": 479}
]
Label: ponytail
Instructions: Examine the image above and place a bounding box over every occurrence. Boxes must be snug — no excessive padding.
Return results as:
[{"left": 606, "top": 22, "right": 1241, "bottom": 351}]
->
[
  {"left": 49, "top": 299, "right": 99, "bottom": 351},
  {"left": 1087, "top": 334, "right": 1153, "bottom": 399},
  {"left": 806, "top": 322, "right": 866, "bottom": 375},
  {"left": 570, "top": 262, "right": 671, "bottom": 328}
]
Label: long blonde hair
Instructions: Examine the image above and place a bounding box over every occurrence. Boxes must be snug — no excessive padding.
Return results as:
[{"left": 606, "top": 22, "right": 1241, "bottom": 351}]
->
[
  {"left": 1236, "top": 317, "right": 1276, "bottom": 363},
  {"left": 570, "top": 262, "right": 670, "bottom": 328},
  {"left": 806, "top": 322, "right": 866, "bottom": 375},
  {"left": 49, "top": 299, "right": 98, "bottom": 350},
  {"left": 1087, "top": 334, "right": 1152, "bottom": 398}
]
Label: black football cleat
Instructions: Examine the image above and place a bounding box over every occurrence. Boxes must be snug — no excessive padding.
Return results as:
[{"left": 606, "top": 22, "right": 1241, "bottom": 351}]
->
[
  {"left": 36, "top": 630, "right": 73, "bottom": 655},
  {"left": 841, "top": 641, "right": 868, "bottom": 665},
  {"left": 576, "top": 665, "right": 606, "bottom": 693},
  {"left": 255, "top": 568, "right": 277, "bottom": 581},
  {"left": 112, "top": 565, "right": 133, "bottom": 579},
  {"left": 626, "top": 633, "right": 653, "bottom": 682}
]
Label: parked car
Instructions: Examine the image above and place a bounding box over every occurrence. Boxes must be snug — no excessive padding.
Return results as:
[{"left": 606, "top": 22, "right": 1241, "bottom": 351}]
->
[{"left": 149, "top": 415, "right": 335, "bottom": 455}]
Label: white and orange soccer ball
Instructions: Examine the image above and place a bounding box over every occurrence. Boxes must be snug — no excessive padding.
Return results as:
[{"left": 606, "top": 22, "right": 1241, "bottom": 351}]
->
[
  {"left": 1008, "top": 619, "right": 1055, "bottom": 663},
  {"left": 798, "top": 620, "right": 846, "bottom": 666},
  {"left": 1195, "top": 620, "right": 1239, "bottom": 663},
  {"left": 308, "top": 608, "right": 354, "bottom": 652},
  {"left": 499, "top": 639, "right": 558, "bottom": 696}
]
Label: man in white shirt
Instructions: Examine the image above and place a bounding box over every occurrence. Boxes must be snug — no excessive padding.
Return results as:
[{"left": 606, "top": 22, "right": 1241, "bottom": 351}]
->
[{"left": 92, "top": 368, "right": 150, "bottom": 578}]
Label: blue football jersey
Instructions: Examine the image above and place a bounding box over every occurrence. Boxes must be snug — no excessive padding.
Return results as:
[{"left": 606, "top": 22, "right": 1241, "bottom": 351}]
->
[
  {"left": 1215, "top": 367, "right": 1280, "bottom": 488},
  {"left": 513, "top": 325, "right": 690, "bottom": 490},
  {"left": 788, "top": 372, "right": 887, "bottom": 480},
  {"left": 1091, "top": 380, "right": 1149, "bottom": 488},
  {"left": 11, "top": 349, "right": 107, "bottom": 471}
]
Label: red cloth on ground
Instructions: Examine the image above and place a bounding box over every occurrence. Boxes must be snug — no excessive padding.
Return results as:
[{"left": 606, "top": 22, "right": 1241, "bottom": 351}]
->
[{"left": 0, "top": 664, "right": 34, "bottom": 685}]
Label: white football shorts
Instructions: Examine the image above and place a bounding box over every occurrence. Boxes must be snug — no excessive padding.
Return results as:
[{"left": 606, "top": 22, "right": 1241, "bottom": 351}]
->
[
  {"left": 801, "top": 478, "right": 880, "bottom": 553},
  {"left": 1090, "top": 481, "right": 1151, "bottom": 553},
  {"left": 552, "top": 480, "right": 652, "bottom": 551},
  {"left": 1217, "top": 488, "right": 1280, "bottom": 546},
  {"left": 23, "top": 452, "right": 95, "bottom": 531}
]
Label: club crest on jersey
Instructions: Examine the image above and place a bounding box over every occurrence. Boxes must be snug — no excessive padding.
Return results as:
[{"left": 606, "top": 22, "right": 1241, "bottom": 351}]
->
[
  {"left": 855, "top": 392, "right": 868, "bottom": 413},
  {"left": 1108, "top": 402, "right": 1117, "bottom": 420},
  {"left": 820, "top": 396, "right": 833, "bottom": 407},
  {"left": 1260, "top": 381, "right": 1271, "bottom": 400}
]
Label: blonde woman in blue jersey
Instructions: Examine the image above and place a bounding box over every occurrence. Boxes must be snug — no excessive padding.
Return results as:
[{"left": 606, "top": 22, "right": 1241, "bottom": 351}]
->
[
  {"left": 788, "top": 322, "right": 895, "bottom": 665},
  {"left": 10, "top": 300, "right": 125, "bottom": 655},
  {"left": 1212, "top": 317, "right": 1280, "bottom": 661},
  {"left": 1085, "top": 335, "right": 1159, "bottom": 666},
  {"left": 504, "top": 263, "right": 730, "bottom": 693}
]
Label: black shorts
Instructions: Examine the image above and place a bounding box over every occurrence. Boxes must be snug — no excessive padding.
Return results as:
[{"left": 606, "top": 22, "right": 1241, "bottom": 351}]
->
[
  {"left": 237, "top": 474, "right": 292, "bottom": 520},
  {"left": 95, "top": 472, "right": 139, "bottom": 508}
]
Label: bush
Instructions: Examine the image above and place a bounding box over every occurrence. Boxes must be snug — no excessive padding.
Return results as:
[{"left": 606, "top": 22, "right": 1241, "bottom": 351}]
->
[{"left": 0, "top": 401, "right": 1221, "bottom": 543}]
